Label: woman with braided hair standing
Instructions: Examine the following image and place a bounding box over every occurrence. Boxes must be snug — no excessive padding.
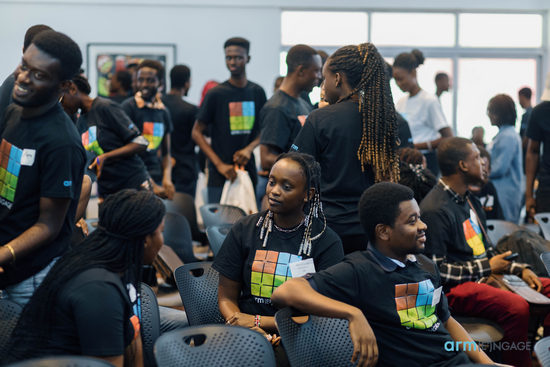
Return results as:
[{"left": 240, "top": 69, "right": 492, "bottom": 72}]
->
[
  {"left": 7, "top": 189, "right": 166, "bottom": 367},
  {"left": 292, "top": 43, "right": 400, "bottom": 254},
  {"left": 393, "top": 49, "right": 453, "bottom": 176},
  {"left": 213, "top": 152, "right": 343, "bottom": 346}
]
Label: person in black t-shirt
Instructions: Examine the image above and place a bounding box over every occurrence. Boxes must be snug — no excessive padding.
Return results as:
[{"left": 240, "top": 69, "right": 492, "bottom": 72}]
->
[
  {"left": 192, "top": 37, "right": 267, "bottom": 203},
  {"left": 7, "top": 190, "right": 166, "bottom": 366},
  {"left": 292, "top": 43, "right": 399, "bottom": 254},
  {"left": 213, "top": 152, "right": 343, "bottom": 338},
  {"left": 108, "top": 70, "right": 133, "bottom": 105},
  {"left": 0, "top": 31, "right": 86, "bottom": 306},
  {"left": 61, "top": 74, "right": 150, "bottom": 199},
  {"left": 259, "top": 45, "right": 321, "bottom": 172},
  {"left": 272, "top": 182, "right": 498, "bottom": 366},
  {"left": 122, "top": 60, "right": 175, "bottom": 200},
  {"left": 162, "top": 65, "right": 199, "bottom": 197},
  {"left": 470, "top": 146, "right": 504, "bottom": 220}
]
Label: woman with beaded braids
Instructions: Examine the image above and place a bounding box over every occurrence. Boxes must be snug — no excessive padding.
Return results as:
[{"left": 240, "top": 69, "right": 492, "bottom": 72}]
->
[
  {"left": 7, "top": 189, "right": 166, "bottom": 367},
  {"left": 292, "top": 43, "right": 400, "bottom": 254},
  {"left": 393, "top": 49, "right": 453, "bottom": 176},
  {"left": 213, "top": 152, "right": 343, "bottom": 339}
]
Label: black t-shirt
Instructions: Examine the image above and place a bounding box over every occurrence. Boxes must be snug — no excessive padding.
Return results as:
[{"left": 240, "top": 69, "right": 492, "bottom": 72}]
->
[
  {"left": 397, "top": 113, "right": 414, "bottom": 149},
  {"left": 474, "top": 181, "right": 504, "bottom": 220},
  {"left": 420, "top": 184, "right": 489, "bottom": 263},
  {"left": 0, "top": 73, "right": 15, "bottom": 127},
  {"left": 212, "top": 211, "right": 344, "bottom": 316},
  {"left": 162, "top": 94, "right": 199, "bottom": 188},
  {"left": 0, "top": 104, "right": 86, "bottom": 288},
  {"left": 292, "top": 100, "right": 374, "bottom": 236},
  {"left": 109, "top": 95, "right": 131, "bottom": 105},
  {"left": 526, "top": 101, "right": 550, "bottom": 185},
  {"left": 121, "top": 98, "right": 173, "bottom": 183},
  {"left": 259, "top": 90, "right": 312, "bottom": 153},
  {"left": 78, "top": 97, "right": 149, "bottom": 196},
  {"left": 197, "top": 81, "right": 267, "bottom": 187},
  {"left": 311, "top": 248, "right": 469, "bottom": 367},
  {"left": 44, "top": 268, "right": 135, "bottom": 357}
]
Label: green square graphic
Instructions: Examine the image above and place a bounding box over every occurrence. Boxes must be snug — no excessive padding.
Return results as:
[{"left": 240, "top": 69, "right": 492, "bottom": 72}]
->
[
  {"left": 273, "top": 275, "right": 286, "bottom": 287},
  {"left": 251, "top": 283, "right": 260, "bottom": 297},
  {"left": 230, "top": 116, "right": 244, "bottom": 131},
  {"left": 6, "top": 187, "right": 15, "bottom": 202},
  {"left": 406, "top": 307, "right": 418, "bottom": 320},
  {"left": 251, "top": 271, "right": 262, "bottom": 285},
  {"left": 0, "top": 167, "right": 5, "bottom": 181},
  {"left": 9, "top": 173, "right": 17, "bottom": 188},
  {"left": 261, "top": 273, "right": 274, "bottom": 286},
  {"left": 260, "top": 285, "right": 273, "bottom": 298},
  {"left": 243, "top": 116, "right": 254, "bottom": 131}
]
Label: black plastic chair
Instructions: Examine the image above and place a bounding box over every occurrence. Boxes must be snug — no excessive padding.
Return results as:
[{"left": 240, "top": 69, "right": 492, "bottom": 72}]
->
[
  {"left": 154, "top": 325, "right": 276, "bottom": 367},
  {"left": 541, "top": 252, "right": 550, "bottom": 276},
  {"left": 453, "top": 316, "right": 504, "bottom": 343},
  {"left": 164, "top": 192, "right": 204, "bottom": 243},
  {"left": 535, "top": 336, "right": 550, "bottom": 367},
  {"left": 141, "top": 283, "right": 161, "bottom": 367},
  {"left": 486, "top": 219, "right": 520, "bottom": 245},
  {"left": 206, "top": 224, "right": 232, "bottom": 257},
  {"left": 536, "top": 213, "right": 550, "bottom": 240},
  {"left": 275, "top": 307, "right": 356, "bottom": 367},
  {"left": 163, "top": 212, "right": 200, "bottom": 263},
  {"left": 199, "top": 204, "right": 245, "bottom": 230},
  {"left": 0, "top": 299, "right": 23, "bottom": 360},
  {"left": 174, "top": 262, "right": 225, "bottom": 325},
  {"left": 5, "top": 356, "right": 115, "bottom": 367}
]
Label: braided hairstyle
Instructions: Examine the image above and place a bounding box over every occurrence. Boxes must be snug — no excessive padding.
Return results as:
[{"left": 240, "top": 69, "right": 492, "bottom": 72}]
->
[
  {"left": 7, "top": 189, "right": 165, "bottom": 362},
  {"left": 327, "top": 43, "right": 399, "bottom": 182},
  {"left": 257, "top": 152, "right": 325, "bottom": 256}
]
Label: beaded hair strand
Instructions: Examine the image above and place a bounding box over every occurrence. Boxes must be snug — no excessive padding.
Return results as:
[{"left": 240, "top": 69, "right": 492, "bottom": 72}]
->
[{"left": 328, "top": 43, "right": 400, "bottom": 182}]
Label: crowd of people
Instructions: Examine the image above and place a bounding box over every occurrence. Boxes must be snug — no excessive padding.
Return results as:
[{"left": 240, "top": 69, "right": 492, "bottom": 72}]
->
[{"left": 1, "top": 23, "right": 549, "bottom": 367}]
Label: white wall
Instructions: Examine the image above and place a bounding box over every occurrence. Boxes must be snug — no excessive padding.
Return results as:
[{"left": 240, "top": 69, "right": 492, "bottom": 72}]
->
[{"left": 0, "top": 0, "right": 549, "bottom": 104}]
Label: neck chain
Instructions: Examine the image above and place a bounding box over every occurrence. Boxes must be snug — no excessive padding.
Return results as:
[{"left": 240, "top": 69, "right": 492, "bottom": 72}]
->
[
  {"left": 438, "top": 178, "right": 466, "bottom": 205},
  {"left": 273, "top": 219, "right": 304, "bottom": 233}
]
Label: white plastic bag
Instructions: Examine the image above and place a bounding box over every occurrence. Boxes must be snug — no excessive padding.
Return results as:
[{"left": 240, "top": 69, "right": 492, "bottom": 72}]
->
[
  {"left": 195, "top": 171, "right": 208, "bottom": 227},
  {"left": 220, "top": 169, "right": 258, "bottom": 214}
]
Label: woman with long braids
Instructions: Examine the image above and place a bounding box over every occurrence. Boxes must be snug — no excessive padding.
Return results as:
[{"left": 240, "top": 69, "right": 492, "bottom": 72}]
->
[
  {"left": 7, "top": 189, "right": 165, "bottom": 367},
  {"left": 393, "top": 49, "right": 453, "bottom": 176},
  {"left": 292, "top": 43, "right": 400, "bottom": 254},
  {"left": 213, "top": 152, "right": 343, "bottom": 341}
]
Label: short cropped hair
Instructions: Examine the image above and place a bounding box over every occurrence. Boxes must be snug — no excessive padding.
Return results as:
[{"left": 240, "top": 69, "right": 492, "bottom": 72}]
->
[
  {"left": 23, "top": 24, "right": 53, "bottom": 52},
  {"left": 224, "top": 37, "right": 250, "bottom": 54},
  {"left": 114, "top": 70, "right": 132, "bottom": 92},
  {"left": 31, "top": 30, "right": 82, "bottom": 81},
  {"left": 170, "top": 65, "right": 191, "bottom": 89},
  {"left": 359, "top": 182, "right": 414, "bottom": 244},
  {"left": 437, "top": 137, "right": 475, "bottom": 176},
  {"left": 286, "top": 44, "right": 318, "bottom": 74},
  {"left": 137, "top": 59, "right": 165, "bottom": 83},
  {"left": 519, "top": 87, "right": 532, "bottom": 100},
  {"left": 72, "top": 74, "right": 91, "bottom": 95},
  {"left": 487, "top": 94, "right": 517, "bottom": 126},
  {"left": 435, "top": 72, "right": 448, "bottom": 82}
]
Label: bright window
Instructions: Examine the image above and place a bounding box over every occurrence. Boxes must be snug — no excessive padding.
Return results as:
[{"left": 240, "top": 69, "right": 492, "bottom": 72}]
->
[
  {"left": 281, "top": 11, "right": 368, "bottom": 46},
  {"left": 372, "top": 13, "right": 455, "bottom": 47},
  {"left": 459, "top": 14, "right": 543, "bottom": 48}
]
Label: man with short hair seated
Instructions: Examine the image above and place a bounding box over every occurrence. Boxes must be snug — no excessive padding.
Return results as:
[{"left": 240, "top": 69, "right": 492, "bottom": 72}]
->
[
  {"left": 420, "top": 137, "right": 550, "bottom": 367},
  {"left": 272, "top": 182, "right": 502, "bottom": 366}
]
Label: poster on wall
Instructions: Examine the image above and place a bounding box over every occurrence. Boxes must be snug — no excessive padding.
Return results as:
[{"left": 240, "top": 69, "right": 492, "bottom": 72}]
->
[{"left": 86, "top": 43, "right": 176, "bottom": 97}]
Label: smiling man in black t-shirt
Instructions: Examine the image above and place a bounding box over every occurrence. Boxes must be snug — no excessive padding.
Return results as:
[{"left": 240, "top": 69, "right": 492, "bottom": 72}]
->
[
  {"left": 273, "top": 183, "right": 497, "bottom": 366},
  {"left": 0, "top": 31, "right": 86, "bottom": 306},
  {"left": 192, "top": 37, "right": 266, "bottom": 204}
]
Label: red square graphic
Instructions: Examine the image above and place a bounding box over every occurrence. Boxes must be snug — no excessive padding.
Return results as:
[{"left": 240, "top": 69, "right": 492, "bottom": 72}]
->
[
  {"left": 254, "top": 250, "right": 268, "bottom": 261},
  {"left": 229, "top": 102, "right": 243, "bottom": 117},
  {"left": 251, "top": 261, "right": 264, "bottom": 273},
  {"left": 395, "top": 284, "right": 407, "bottom": 297},
  {"left": 143, "top": 122, "right": 154, "bottom": 135},
  {"left": 265, "top": 250, "right": 279, "bottom": 263},
  {"left": 407, "top": 283, "right": 419, "bottom": 294},
  {"left": 395, "top": 297, "right": 408, "bottom": 311},
  {"left": 263, "top": 262, "right": 276, "bottom": 275},
  {"left": 406, "top": 295, "right": 417, "bottom": 308}
]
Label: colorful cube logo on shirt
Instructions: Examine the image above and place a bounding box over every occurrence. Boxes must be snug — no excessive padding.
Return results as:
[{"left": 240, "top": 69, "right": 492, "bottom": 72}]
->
[
  {"left": 229, "top": 101, "right": 255, "bottom": 135},
  {"left": 81, "top": 126, "right": 104, "bottom": 155},
  {"left": 0, "top": 139, "right": 22, "bottom": 203},
  {"left": 394, "top": 279, "right": 438, "bottom": 330},
  {"left": 463, "top": 217, "right": 485, "bottom": 256},
  {"left": 142, "top": 122, "right": 164, "bottom": 151},
  {"left": 250, "top": 250, "right": 301, "bottom": 298}
]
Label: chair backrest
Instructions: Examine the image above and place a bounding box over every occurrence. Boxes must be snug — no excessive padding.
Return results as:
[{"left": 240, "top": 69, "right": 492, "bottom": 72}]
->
[
  {"left": 174, "top": 262, "right": 225, "bottom": 325},
  {"left": 163, "top": 212, "right": 198, "bottom": 263},
  {"left": 140, "top": 283, "right": 161, "bottom": 367},
  {"left": 541, "top": 252, "right": 550, "bottom": 276},
  {"left": 535, "top": 336, "right": 550, "bottom": 367},
  {"left": 205, "top": 224, "right": 232, "bottom": 257},
  {"left": 275, "top": 307, "right": 356, "bottom": 367},
  {"left": 486, "top": 219, "right": 520, "bottom": 245},
  {"left": 453, "top": 316, "right": 504, "bottom": 343},
  {"left": 154, "top": 325, "right": 275, "bottom": 367},
  {"left": 164, "top": 192, "right": 202, "bottom": 242},
  {"left": 0, "top": 299, "right": 23, "bottom": 360},
  {"left": 5, "top": 356, "right": 115, "bottom": 367},
  {"left": 536, "top": 213, "right": 550, "bottom": 240},
  {"left": 199, "top": 204, "right": 245, "bottom": 229}
]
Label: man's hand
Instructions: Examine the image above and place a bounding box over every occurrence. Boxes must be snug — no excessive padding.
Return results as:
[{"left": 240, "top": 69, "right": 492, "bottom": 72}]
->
[
  {"left": 88, "top": 155, "right": 107, "bottom": 179},
  {"left": 226, "top": 312, "right": 255, "bottom": 328},
  {"left": 217, "top": 162, "right": 237, "bottom": 181},
  {"left": 233, "top": 148, "right": 252, "bottom": 166},
  {"left": 348, "top": 310, "right": 378, "bottom": 367},
  {"left": 76, "top": 218, "right": 89, "bottom": 236},
  {"left": 162, "top": 179, "right": 175, "bottom": 200},
  {"left": 489, "top": 251, "right": 512, "bottom": 274},
  {"left": 152, "top": 181, "right": 167, "bottom": 199},
  {"left": 526, "top": 196, "right": 536, "bottom": 221},
  {"left": 522, "top": 268, "right": 542, "bottom": 292}
]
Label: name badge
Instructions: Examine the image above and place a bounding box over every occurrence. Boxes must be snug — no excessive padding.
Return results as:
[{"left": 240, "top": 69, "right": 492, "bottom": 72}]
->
[
  {"left": 432, "top": 286, "right": 443, "bottom": 307},
  {"left": 21, "top": 149, "right": 36, "bottom": 166},
  {"left": 289, "top": 258, "right": 316, "bottom": 278}
]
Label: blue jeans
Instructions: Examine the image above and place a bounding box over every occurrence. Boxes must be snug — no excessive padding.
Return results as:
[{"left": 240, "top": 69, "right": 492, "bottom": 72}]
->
[{"left": 1, "top": 257, "right": 59, "bottom": 307}]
